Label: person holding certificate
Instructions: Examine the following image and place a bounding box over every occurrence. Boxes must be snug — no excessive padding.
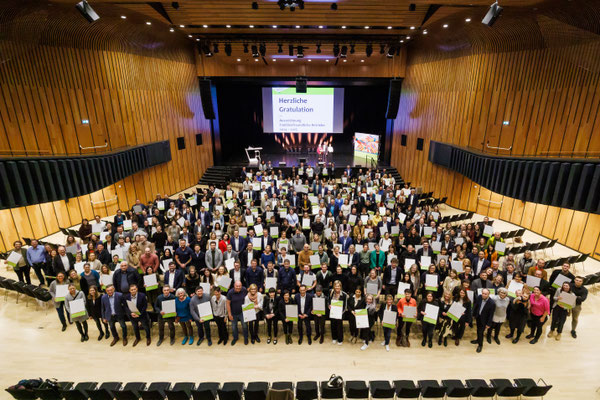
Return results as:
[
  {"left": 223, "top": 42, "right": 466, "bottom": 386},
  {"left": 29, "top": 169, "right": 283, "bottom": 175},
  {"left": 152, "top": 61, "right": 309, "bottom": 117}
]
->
[
  {"left": 101, "top": 285, "right": 128, "bottom": 347},
  {"left": 245, "top": 284, "right": 264, "bottom": 344},
  {"left": 86, "top": 285, "right": 109, "bottom": 341},
  {"left": 64, "top": 284, "right": 88, "bottom": 342},
  {"left": 526, "top": 286, "right": 550, "bottom": 344},
  {"left": 124, "top": 284, "right": 151, "bottom": 347},
  {"left": 488, "top": 287, "right": 510, "bottom": 345},
  {"left": 417, "top": 292, "right": 439, "bottom": 348},
  {"left": 436, "top": 291, "right": 454, "bottom": 347},
  {"left": 396, "top": 288, "right": 417, "bottom": 347},
  {"left": 471, "top": 288, "right": 496, "bottom": 353},
  {"left": 548, "top": 282, "right": 573, "bottom": 341},
  {"left": 347, "top": 287, "right": 366, "bottom": 342},
  {"left": 263, "top": 288, "right": 279, "bottom": 344},
  {"left": 506, "top": 288, "right": 529, "bottom": 343},
  {"left": 155, "top": 285, "right": 177, "bottom": 346},
  {"left": 226, "top": 280, "right": 249, "bottom": 345},
  {"left": 357, "top": 294, "right": 377, "bottom": 350},
  {"left": 329, "top": 281, "right": 348, "bottom": 345},
  {"left": 378, "top": 294, "right": 398, "bottom": 351},
  {"left": 48, "top": 271, "right": 69, "bottom": 331},
  {"left": 450, "top": 288, "right": 472, "bottom": 346},
  {"left": 211, "top": 287, "right": 229, "bottom": 345},
  {"left": 570, "top": 276, "right": 588, "bottom": 338},
  {"left": 311, "top": 285, "right": 328, "bottom": 344},
  {"left": 278, "top": 290, "right": 295, "bottom": 344},
  {"left": 190, "top": 286, "right": 213, "bottom": 346}
]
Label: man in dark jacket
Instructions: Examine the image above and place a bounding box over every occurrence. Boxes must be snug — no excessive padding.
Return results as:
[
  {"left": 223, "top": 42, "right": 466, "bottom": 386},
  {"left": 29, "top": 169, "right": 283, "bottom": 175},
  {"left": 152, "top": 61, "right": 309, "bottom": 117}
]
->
[
  {"left": 471, "top": 288, "right": 496, "bottom": 353},
  {"left": 112, "top": 261, "right": 140, "bottom": 294}
]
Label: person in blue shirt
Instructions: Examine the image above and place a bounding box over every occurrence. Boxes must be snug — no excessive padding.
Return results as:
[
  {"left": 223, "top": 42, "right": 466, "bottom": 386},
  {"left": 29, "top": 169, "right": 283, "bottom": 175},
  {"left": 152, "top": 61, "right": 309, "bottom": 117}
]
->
[
  {"left": 175, "top": 288, "right": 193, "bottom": 345},
  {"left": 245, "top": 260, "right": 264, "bottom": 292},
  {"left": 277, "top": 259, "right": 297, "bottom": 294},
  {"left": 26, "top": 239, "right": 47, "bottom": 285}
]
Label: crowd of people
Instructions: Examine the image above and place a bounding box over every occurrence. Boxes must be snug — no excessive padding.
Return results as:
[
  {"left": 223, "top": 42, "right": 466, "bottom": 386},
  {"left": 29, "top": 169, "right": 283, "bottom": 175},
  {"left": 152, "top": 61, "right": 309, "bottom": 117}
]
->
[{"left": 6, "top": 163, "right": 589, "bottom": 352}]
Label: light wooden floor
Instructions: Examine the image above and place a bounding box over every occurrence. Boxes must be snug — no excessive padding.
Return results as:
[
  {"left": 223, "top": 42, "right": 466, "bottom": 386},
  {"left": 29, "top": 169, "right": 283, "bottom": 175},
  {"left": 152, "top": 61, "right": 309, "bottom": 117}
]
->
[{"left": 1, "top": 195, "right": 600, "bottom": 399}]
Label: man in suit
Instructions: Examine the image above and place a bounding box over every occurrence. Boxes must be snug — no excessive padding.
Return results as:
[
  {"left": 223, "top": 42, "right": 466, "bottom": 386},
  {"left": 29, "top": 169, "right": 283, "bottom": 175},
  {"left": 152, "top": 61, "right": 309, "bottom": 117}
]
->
[
  {"left": 230, "top": 230, "right": 247, "bottom": 253},
  {"left": 471, "top": 271, "right": 493, "bottom": 294},
  {"left": 316, "top": 264, "right": 333, "bottom": 292},
  {"left": 204, "top": 241, "right": 223, "bottom": 272},
  {"left": 416, "top": 242, "right": 434, "bottom": 268},
  {"left": 339, "top": 230, "right": 353, "bottom": 254},
  {"left": 198, "top": 206, "right": 212, "bottom": 229},
  {"left": 53, "top": 245, "right": 75, "bottom": 274},
  {"left": 295, "top": 285, "right": 313, "bottom": 344},
  {"left": 407, "top": 189, "right": 419, "bottom": 207},
  {"left": 473, "top": 251, "right": 491, "bottom": 276},
  {"left": 223, "top": 243, "right": 238, "bottom": 263},
  {"left": 163, "top": 262, "right": 184, "bottom": 292},
  {"left": 181, "top": 204, "right": 196, "bottom": 225},
  {"left": 240, "top": 242, "right": 259, "bottom": 269},
  {"left": 382, "top": 258, "right": 401, "bottom": 296},
  {"left": 471, "top": 288, "right": 496, "bottom": 353},
  {"left": 124, "top": 284, "right": 151, "bottom": 346},
  {"left": 287, "top": 191, "right": 300, "bottom": 209},
  {"left": 245, "top": 259, "right": 264, "bottom": 292},
  {"left": 229, "top": 260, "right": 246, "bottom": 287},
  {"left": 266, "top": 182, "right": 279, "bottom": 198},
  {"left": 101, "top": 285, "right": 128, "bottom": 347},
  {"left": 112, "top": 261, "right": 140, "bottom": 294},
  {"left": 95, "top": 243, "right": 111, "bottom": 266}
]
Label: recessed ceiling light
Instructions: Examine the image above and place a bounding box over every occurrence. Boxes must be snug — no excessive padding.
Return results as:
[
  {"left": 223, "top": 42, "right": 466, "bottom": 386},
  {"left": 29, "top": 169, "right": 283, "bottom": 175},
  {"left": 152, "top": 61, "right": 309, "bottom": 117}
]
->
[
  {"left": 296, "top": 25, "right": 301, "bottom": 28},
  {"left": 423, "top": 30, "right": 428, "bottom": 34},
  {"left": 406, "top": 36, "right": 411, "bottom": 39},
  {"left": 364, "top": 26, "right": 369, "bottom": 29},
  {"left": 226, "top": 25, "right": 231, "bottom": 28},
  {"left": 465, "top": 18, "right": 471, "bottom": 22},
  {"left": 443, "top": 24, "right": 448, "bottom": 28},
  {"left": 361, "top": 59, "right": 364, "bottom": 62},
  {"left": 196, "top": 38, "right": 200, "bottom": 41},
  {"left": 318, "top": 25, "right": 324, "bottom": 28},
  {"left": 341, "top": 25, "right": 346, "bottom": 29},
  {"left": 400, "top": 40, "right": 404, "bottom": 43},
  {"left": 249, "top": 25, "right": 254, "bottom": 28},
  {"left": 290, "top": 59, "right": 294, "bottom": 62},
  {"left": 169, "top": 28, "right": 175, "bottom": 32},
  {"left": 326, "top": 59, "right": 329, "bottom": 62},
  {"left": 410, "top": 26, "right": 415, "bottom": 30},
  {"left": 179, "top": 24, "right": 184, "bottom": 28},
  {"left": 203, "top": 24, "right": 208, "bottom": 28},
  {"left": 146, "top": 21, "right": 151, "bottom": 25},
  {"left": 308, "top": 59, "right": 312, "bottom": 61},
  {"left": 237, "top": 58, "right": 241, "bottom": 61},
  {"left": 272, "top": 25, "right": 278, "bottom": 28},
  {"left": 343, "top": 59, "right": 347, "bottom": 62},
  {"left": 272, "top": 59, "right": 276, "bottom": 61},
  {"left": 188, "top": 34, "right": 192, "bottom": 38},
  {"left": 120, "top": 15, "right": 126, "bottom": 19},
  {"left": 387, "top": 26, "right": 392, "bottom": 29},
  {"left": 255, "top": 59, "right": 259, "bottom": 62}
]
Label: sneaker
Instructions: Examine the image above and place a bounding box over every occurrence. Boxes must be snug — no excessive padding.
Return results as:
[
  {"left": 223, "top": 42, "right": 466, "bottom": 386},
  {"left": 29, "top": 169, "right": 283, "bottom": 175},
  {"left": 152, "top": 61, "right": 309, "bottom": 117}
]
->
[
  {"left": 555, "top": 333, "right": 561, "bottom": 341},
  {"left": 207, "top": 340, "right": 212, "bottom": 346},
  {"left": 385, "top": 345, "right": 390, "bottom": 352},
  {"left": 182, "top": 336, "right": 188, "bottom": 345},
  {"left": 380, "top": 341, "right": 386, "bottom": 346},
  {"left": 337, "top": 341, "right": 343, "bottom": 346},
  {"left": 547, "top": 331, "right": 554, "bottom": 338},
  {"left": 360, "top": 343, "right": 369, "bottom": 351},
  {"left": 332, "top": 340, "right": 338, "bottom": 345},
  {"left": 188, "top": 337, "right": 194, "bottom": 345}
]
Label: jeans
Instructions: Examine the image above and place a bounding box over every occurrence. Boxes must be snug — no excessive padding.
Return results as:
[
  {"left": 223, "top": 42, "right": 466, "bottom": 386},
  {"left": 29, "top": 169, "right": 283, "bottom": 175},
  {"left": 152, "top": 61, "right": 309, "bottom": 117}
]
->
[
  {"left": 31, "top": 263, "right": 46, "bottom": 285},
  {"left": 55, "top": 303, "right": 67, "bottom": 326},
  {"left": 571, "top": 305, "right": 582, "bottom": 331},
  {"left": 195, "top": 320, "right": 212, "bottom": 341},
  {"left": 383, "top": 327, "right": 392, "bottom": 345},
  {"left": 15, "top": 266, "right": 31, "bottom": 285},
  {"left": 131, "top": 315, "right": 151, "bottom": 339},
  {"left": 231, "top": 312, "right": 248, "bottom": 341},
  {"left": 108, "top": 315, "right": 127, "bottom": 339}
]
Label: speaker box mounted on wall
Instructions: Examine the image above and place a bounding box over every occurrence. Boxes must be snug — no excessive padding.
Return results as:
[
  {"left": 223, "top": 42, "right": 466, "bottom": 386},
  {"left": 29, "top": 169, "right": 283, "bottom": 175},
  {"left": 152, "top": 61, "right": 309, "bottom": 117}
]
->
[
  {"left": 75, "top": 0, "right": 100, "bottom": 22},
  {"left": 195, "top": 133, "right": 203, "bottom": 146},
  {"left": 198, "top": 78, "right": 216, "bottom": 119},
  {"left": 296, "top": 77, "right": 307, "bottom": 93},
  {"left": 177, "top": 137, "right": 185, "bottom": 150},
  {"left": 416, "top": 138, "right": 424, "bottom": 151},
  {"left": 401, "top": 134, "right": 407, "bottom": 146},
  {"left": 385, "top": 78, "right": 403, "bottom": 119},
  {"left": 482, "top": 2, "right": 503, "bottom": 27}
]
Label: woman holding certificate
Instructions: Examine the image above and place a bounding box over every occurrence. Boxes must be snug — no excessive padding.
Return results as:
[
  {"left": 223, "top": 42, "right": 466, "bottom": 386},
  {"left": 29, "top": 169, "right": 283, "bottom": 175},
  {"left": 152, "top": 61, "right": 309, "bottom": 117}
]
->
[
  {"left": 277, "top": 290, "right": 295, "bottom": 344},
  {"left": 49, "top": 271, "right": 69, "bottom": 331},
  {"left": 356, "top": 294, "right": 377, "bottom": 350},
  {"left": 418, "top": 292, "right": 439, "bottom": 348},
  {"left": 348, "top": 287, "right": 366, "bottom": 343},
  {"left": 526, "top": 286, "right": 550, "bottom": 344},
  {"left": 64, "top": 284, "right": 89, "bottom": 342},
  {"left": 506, "top": 288, "right": 529, "bottom": 343},
  {"left": 329, "top": 281, "right": 348, "bottom": 345},
  {"left": 245, "top": 284, "right": 264, "bottom": 344},
  {"left": 451, "top": 288, "right": 472, "bottom": 346},
  {"left": 548, "top": 282, "right": 573, "bottom": 341},
  {"left": 86, "top": 285, "right": 109, "bottom": 341}
]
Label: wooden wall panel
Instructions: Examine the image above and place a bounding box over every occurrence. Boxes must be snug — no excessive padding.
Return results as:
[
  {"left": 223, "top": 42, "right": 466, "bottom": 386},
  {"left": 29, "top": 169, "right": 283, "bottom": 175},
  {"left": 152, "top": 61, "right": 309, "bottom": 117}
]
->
[
  {"left": 390, "top": 0, "right": 600, "bottom": 259},
  {"left": 0, "top": 1, "right": 213, "bottom": 251}
]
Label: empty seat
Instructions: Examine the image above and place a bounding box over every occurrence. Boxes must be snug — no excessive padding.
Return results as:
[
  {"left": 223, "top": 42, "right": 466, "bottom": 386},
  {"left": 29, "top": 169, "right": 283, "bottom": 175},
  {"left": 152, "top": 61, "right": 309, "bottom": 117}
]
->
[
  {"left": 34, "top": 381, "right": 74, "bottom": 400},
  {"left": 271, "top": 382, "right": 293, "bottom": 392},
  {"left": 465, "top": 379, "right": 496, "bottom": 398},
  {"left": 166, "top": 382, "right": 196, "bottom": 400},
  {"left": 296, "top": 381, "right": 318, "bottom": 400},
  {"left": 62, "top": 382, "right": 98, "bottom": 400},
  {"left": 345, "top": 381, "right": 368, "bottom": 399},
  {"left": 441, "top": 380, "right": 471, "bottom": 399},
  {"left": 490, "top": 379, "right": 524, "bottom": 397},
  {"left": 217, "top": 382, "right": 244, "bottom": 400},
  {"left": 114, "top": 382, "right": 147, "bottom": 400},
  {"left": 515, "top": 378, "right": 553, "bottom": 397},
  {"left": 319, "top": 381, "right": 343, "bottom": 399},
  {"left": 393, "top": 381, "right": 420, "bottom": 399},
  {"left": 368, "top": 381, "right": 394, "bottom": 399},
  {"left": 417, "top": 380, "right": 446, "bottom": 398},
  {"left": 244, "top": 382, "right": 269, "bottom": 400},
  {"left": 141, "top": 382, "right": 171, "bottom": 399},
  {"left": 192, "top": 382, "right": 220, "bottom": 400},
  {"left": 89, "top": 382, "right": 123, "bottom": 400}
]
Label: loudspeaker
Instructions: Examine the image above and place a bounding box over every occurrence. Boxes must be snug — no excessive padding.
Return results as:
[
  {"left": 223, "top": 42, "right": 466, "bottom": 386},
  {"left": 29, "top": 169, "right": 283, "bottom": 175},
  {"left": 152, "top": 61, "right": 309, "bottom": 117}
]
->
[
  {"left": 75, "top": 0, "right": 100, "bottom": 22},
  {"left": 177, "top": 137, "right": 185, "bottom": 150},
  {"left": 296, "top": 77, "right": 307, "bottom": 93},
  {"left": 401, "top": 134, "right": 407, "bottom": 146},
  {"left": 196, "top": 133, "right": 203, "bottom": 145},
  {"left": 482, "top": 2, "right": 503, "bottom": 27},
  {"left": 416, "top": 138, "right": 424, "bottom": 151},
  {"left": 385, "top": 79, "right": 403, "bottom": 119},
  {"left": 198, "top": 78, "right": 216, "bottom": 119}
]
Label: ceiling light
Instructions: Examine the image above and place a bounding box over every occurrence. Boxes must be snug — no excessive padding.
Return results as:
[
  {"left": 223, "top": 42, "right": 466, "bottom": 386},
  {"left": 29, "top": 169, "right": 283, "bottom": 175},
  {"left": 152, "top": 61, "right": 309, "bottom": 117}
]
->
[
  {"left": 400, "top": 40, "right": 404, "bottom": 43},
  {"left": 196, "top": 38, "right": 200, "bottom": 41},
  {"left": 410, "top": 26, "right": 415, "bottom": 30},
  {"left": 146, "top": 21, "right": 151, "bottom": 25},
  {"left": 249, "top": 25, "right": 254, "bottom": 28},
  {"left": 237, "top": 58, "right": 241, "bottom": 61},
  {"left": 226, "top": 24, "right": 231, "bottom": 28},
  {"left": 272, "top": 25, "right": 278, "bottom": 28},
  {"left": 120, "top": 15, "right": 126, "bottom": 19},
  {"left": 326, "top": 59, "right": 329, "bottom": 62},
  {"left": 443, "top": 24, "right": 448, "bottom": 28},
  {"left": 465, "top": 18, "right": 471, "bottom": 22},
  {"left": 290, "top": 59, "right": 294, "bottom": 62},
  {"left": 296, "top": 25, "right": 301, "bottom": 28},
  {"left": 272, "top": 59, "right": 276, "bottom": 61},
  {"left": 179, "top": 24, "right": 184, "bottom": 28},
  {"left": 343, "top": 59, "right": 347, "bottom": 62},
  {"left": 360, "top": 59, "right": 364, "bottom": 62},
  {"left": 364, "top": 26, "right": 369, "bottom": 29},
  {"left": 341, "top": 25, "right": 346, "bottom": 29},
  {"left": 406, "top": 36, "right": 411, "bottom": 39},
  {"left": 169, "top": 28, "right": 175, "bottom": 32},
  {"left": 255, "top": 59, "right": 258, "bottom": 62},
  {"left": 423, "top": 30, "right": 428, "bottom": 34},
  {"left": 308, "top": 59, "right": 312, "bottom": 62},
  {"left": 188, "top": 34, "right": 192, "bottom": 38},
  {"left": 203, "top": 24, "right": 208, "bottom": 28},
  {"left": 318, "top": 25, "right": 324, "bottom": 28}
]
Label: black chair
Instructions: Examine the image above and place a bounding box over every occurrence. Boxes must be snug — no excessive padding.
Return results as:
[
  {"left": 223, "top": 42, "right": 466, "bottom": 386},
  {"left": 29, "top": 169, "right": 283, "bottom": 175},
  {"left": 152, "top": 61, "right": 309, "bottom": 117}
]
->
[
  {"left": 319, "top": 381, "right": 343, "bottom": 399},
  {"left": 217, "top": 382, "right": 244, "bottom": 400},
  {"left": 62, "top": 382, "right": 99, "bottom": 400},
  {"left": 515, "top": 378, "right": 552, "bottom": 398},
  {"left": 271, "top": 382, "right": 293, "bottom": 392},
  {"left": 465, "top": 379, "right": 496, "bottom": 398},
  {"left": 296, "top": 381, "right": 318, "bottom": 400},
  {"left": 392, "top": 381, "right": 420, "bottom": 399},
  {"left": 368, "top": 381, "right": 394, "bottom": 399},
  {"left": 191, "top": 382, "right": 220, "bottom": 400},
  {"left": 5, "top": 387, "right": 38, "bottom": 400},
  {"left": 21, "top": 284, "right": 38, "bottom": 299},
  {"left": 114, "top": 382, "right": 147, "bottom": 400},
  {"left": 417, "top": 380, "right": 446, "bottom": 398},
  {"left": 165, "top": 382, "right": 196, "bottom": 400},
  {"left": 34, "top": 381, "right": 74, "bottom": 400},
  {"left": 567, "top": 255, "right": 579, "bottom": 264},
  {"left": 141, "top": 382, "right": 171, "bottom": 399},
  {"left": 89, "top": 382, "right": 123, "bottom": 400},
  {"left": 490, "top": 379, "right": 524, "bottom": 397},
  {"left": 243, "top": 382, "right": 268, "bottom": 400},
  {"left": 441, "top": 380, "right": 471, "bottom": 399},
  {"left": 33, "top": 287, "right": 53, "bottom": 302},
  {"left": 345, "top": 381, "right": 368, "bottom": 399}
]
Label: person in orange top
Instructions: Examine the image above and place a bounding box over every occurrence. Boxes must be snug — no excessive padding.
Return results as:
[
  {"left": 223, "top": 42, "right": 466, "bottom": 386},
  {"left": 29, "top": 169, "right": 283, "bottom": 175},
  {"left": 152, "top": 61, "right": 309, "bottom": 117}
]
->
[
  {"left": 527, "top": 259, "right": 548, "bottom": 281},
  {"left": 396, "top": 288, "right": 417, "bottom": 347}
]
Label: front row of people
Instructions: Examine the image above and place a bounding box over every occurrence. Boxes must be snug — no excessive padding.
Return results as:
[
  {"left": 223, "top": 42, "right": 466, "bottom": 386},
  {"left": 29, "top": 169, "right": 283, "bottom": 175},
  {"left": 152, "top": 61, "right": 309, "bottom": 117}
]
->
[{"left": 51, "top": 272, "right": 583, "bottom": 352}]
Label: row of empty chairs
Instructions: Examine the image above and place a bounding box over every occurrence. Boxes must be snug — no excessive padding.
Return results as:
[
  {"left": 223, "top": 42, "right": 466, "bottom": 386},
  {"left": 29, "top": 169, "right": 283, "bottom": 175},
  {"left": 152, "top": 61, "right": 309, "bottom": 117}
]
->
[
  {"left": 6, "top": 378, "right": 552, "bottom": 400},
  {"left": 0, "top": 276, "right": 52, "bottom": 303}
]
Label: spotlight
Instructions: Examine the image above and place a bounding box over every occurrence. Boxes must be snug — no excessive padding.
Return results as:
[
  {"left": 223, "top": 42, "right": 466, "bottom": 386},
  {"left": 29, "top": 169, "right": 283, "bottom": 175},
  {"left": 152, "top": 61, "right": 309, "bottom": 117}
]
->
[
  {"left": 409, "top": 3, "right": 416, "bottom": 11},
  {"left": 171, "top": 2, "right": 179, "bottom": 9},
  {"left": 396, "top": 47, "right": 401, "bottom": 56},
  {"left": 349, "top": 44, "right": 355, "bottom": 54},
  {"left": 365, "top": 44, "right": 373, "bottom": 57},
  {"left": 297, "top": 45, "right": 304, "bottom": 58},
  {"left": 259, "top": 43, "right": 266, "bottom": 56},
  {"left": 380, "top": 44, "right": 385, "bottom": 54},
  {"left": 251, "top": 1, "right": 258, "bottom": 9},
  {"left": 331, "top": 3, "right": 337, "bottom": 10},
  {"left": 289, "top": 45, "right": 294, "bottom": 56},
  {"left": 225, "top": 43, "right": 232, "bottom": 56},
  {"left": 278, "top": 43, "right": 283, "bottom": 53},
  {"left": 316, "top": 43, "right": 321, "bottom": 53},
  {"left": 290, "top": 6, "right": 295, "bottom": 11},
  {"left": 386, "top": 46, "right": 394, "bottom": 58},
  {"left": 243, "top": 43, "right": 249, "bottom": 53},
  {"left": 75, "top": 0, "right": 99, "bottom": 23},
  {"left": 333, "top": 43, "right": 339, "bottom": 57},
  {"left": 201, "top": 44, "right": 213, "bottom": 57},
  {"left": 251, "top": 45, "right": 259, "bottom": 57},
  {"left": 340, "top": 45, "right": 347, "bottom": 58},
  {"left": 482, "top": 1, "right": 503, "bottom": 26},
  {"left": 213, "top": 43, "right": 219, "bottom": 53}
]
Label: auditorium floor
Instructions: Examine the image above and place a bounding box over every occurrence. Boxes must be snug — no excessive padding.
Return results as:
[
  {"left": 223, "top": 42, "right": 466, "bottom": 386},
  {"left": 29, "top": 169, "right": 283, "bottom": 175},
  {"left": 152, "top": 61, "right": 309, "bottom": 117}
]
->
[{"left": 1, "top": 196, "right": 599, "bottom": 399}]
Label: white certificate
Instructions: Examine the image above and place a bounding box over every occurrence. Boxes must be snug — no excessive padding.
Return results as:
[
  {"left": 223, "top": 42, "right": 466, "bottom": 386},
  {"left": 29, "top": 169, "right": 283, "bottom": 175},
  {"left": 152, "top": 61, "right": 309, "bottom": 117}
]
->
[
  {"left": 100, "top": 274, "right": 113, "bottom": 288},
  {"left": 447, "top": 302, "right": 465, "bottom": 322},
  {"left": 396, "top": 282, "right": 411, "bottom": 298},
  {"left": 302, "top": 218, "right": 311, "bottom": 229},
  {"left": 285, "top": 254, "right": 296, "bottom": 267},
  {"left": 495, "top": 241, "right": 506, "bottom": 255},
  {"left": 382, "top": 309, "right": 397, "bottom": 328},
  {"left": 366, "top": 282, "right": 379, "bottom": 295},
  {"left": 265, "top": 277, "right": 277, "bottom": 290},
  {"left": 507, "top": 280, "right": 523, "bottom": 298},
  {"left": 551, "top": 273, "right": 572, "bottom": 289},
  {"left": 309, "top": 254, "right": 320, "bottom": 268},
  {"left": 338, "top": 254, "right": 349, "bottom": 268},
  {"left": 431, "top": 241, "right": 442, "bottom": 254},
  {"left": 126, "top": 300, "right": 140, "bottom": 315},
  {"left": 200, "top": 282, "right": 211, "bottom": 294},
  {"left": 225, "top": 258, "right": 235, "bottom": 272},
  {"left": 157, "top": 201, "right": 165, "bottom": 210},
  {"left": 526, "top": 275, "right": 541, "bottom": 289},
  {"left": 252, "top": 237, "right": 262, "bottom": 250},
  {"left": 162, "top": 299, "right": 176, "bottom": 317},
  {"left": 217, "top": 276, "right": 232, "bottom": 291},
  {"left": 425, "top": 274, "right": 438, "bottom": 290},
  {"left": 423, "top": 227, "right": 433, "bottom": 237},
  {"left": 404, "top": 258, "right": 416, "bottom": 268},
  {"left": 69, "top": 298, "right": 86, "bottom": 318},
  {"left": 451, "top": 260, "right": 464, "bottom": 273},
  {"left": 354, "top": 309, "right": 369, "bottom": 329},
  {"left": 177, "top": 217, "right": 185, "bottom": 227},
  {"left": 483, "top": 224, "right": 494, "bottom": 237},
  {"left": 313, "top": 297, "right": 326, "bottom": 315},
  {"left": 420, "top": 256, "right": 432, "bottom": 269},
  {"left": 423, "top": 303, "right": 439, "bottom": 325},
  {"left": 55, "top": 284, "right": 69, "bottom": 301},
  {"left": 92, "top": 223, "right": 104, "bottom": 235},
  {"left": 74, "top": 262, "right": 85, "bottom": 275},
  {"left": 197, "top": 302, "right": 213, "bottom": 321},
  {"left": 301, "top": 273, "right": 315, "bottom": 287},
  {"left": 329, "top": 300, "right": 343, "bottom": 320},
  {"left": 270, "top": 227, "right": 279, "bottom": 238},
  {"left": 255, "top": 224, "right": 264, "bottom": 236},
  {"left": 242, "top": 302, "right": 257, "bottom": 322},
  {"left": 245, "top": 215, "right": 254, "bottom": 225},
  {"left": 557, "top": 291, "right": 576, "bottom": 309},
  {"left": 122, "top": 220, "right": 132, "bottom": 231}
]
